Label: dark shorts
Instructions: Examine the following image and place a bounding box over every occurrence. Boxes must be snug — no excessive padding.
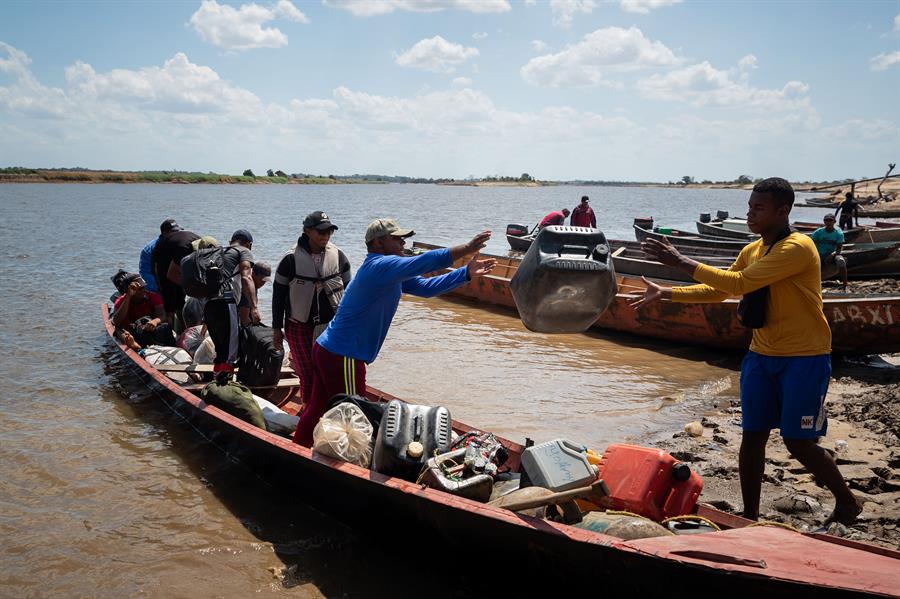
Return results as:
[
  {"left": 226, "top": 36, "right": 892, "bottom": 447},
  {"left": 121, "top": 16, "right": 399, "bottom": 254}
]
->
[{"left": 740, "top": 351, "right": 830, "bottom": 439}]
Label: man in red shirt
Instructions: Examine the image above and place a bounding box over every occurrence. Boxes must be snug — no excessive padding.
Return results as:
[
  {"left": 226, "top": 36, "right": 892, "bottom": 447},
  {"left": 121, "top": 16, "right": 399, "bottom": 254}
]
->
[
  {"left": 111, "top": 271, "right": 175, "bottom": 348},
  {"left": 539, "top": 208, "right": 570, "bottom": 229},
  {"left": 570, "top": 196, "right": 597, "bottom": 228}
]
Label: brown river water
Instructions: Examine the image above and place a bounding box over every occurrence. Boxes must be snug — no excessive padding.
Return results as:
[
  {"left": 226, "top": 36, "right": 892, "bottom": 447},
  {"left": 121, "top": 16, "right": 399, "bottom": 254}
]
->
[{"left": 0, "top": 183, "right": 829, "bottom": 597}]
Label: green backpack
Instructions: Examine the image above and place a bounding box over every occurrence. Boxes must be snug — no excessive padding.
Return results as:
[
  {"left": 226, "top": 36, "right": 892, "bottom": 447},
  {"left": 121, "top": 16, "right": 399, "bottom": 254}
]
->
[{"left": 200, "top": 377, "right": 267, "bottom": 431}]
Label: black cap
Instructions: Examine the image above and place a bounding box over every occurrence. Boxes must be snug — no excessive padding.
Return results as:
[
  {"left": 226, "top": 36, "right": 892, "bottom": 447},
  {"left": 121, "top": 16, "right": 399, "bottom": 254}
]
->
[
  {"left": 111, "top": 271, "right": 146, "bottom": 293},
  {"left": 303, "top": 211, "right": 338, "bottom": 231},
  {"left": 231, "top": 229, "right": 253, "bottom": 243},
  {"left": 160, "top": 218, "right": 181, "bottom": 234}
]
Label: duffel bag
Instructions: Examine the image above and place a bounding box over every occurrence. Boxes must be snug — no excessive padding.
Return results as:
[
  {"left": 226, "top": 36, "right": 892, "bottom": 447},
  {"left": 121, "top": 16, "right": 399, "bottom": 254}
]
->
[{"left": 200, "top": 377, "right": 267, "bottom": 430}]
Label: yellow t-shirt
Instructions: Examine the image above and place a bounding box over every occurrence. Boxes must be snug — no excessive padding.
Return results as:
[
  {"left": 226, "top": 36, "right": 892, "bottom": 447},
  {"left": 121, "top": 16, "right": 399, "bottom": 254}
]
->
[{"left": 670, "top": 233, "right": 831, "bottom": 356}]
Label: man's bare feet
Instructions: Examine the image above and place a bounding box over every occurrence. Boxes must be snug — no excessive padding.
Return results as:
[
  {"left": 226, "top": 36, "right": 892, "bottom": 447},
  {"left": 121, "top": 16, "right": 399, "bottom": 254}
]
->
[
  {"left": 120, "top": 330, "right": 142, "bottom": 351},
  {"left": 825, "top": 496, "right": 864, "bottom": 525}
]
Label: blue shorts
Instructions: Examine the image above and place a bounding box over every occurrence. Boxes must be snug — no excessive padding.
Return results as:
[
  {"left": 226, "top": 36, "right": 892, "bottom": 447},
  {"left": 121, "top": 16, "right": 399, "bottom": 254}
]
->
[{"left": 739, "top": 351, "right": 830, "bottom": 439}]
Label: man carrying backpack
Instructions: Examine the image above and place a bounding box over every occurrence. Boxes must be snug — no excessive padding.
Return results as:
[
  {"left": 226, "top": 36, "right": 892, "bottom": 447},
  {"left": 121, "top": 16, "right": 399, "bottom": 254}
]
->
[{"left": 184, "top": 233, "right": 255, "bottom": 373}]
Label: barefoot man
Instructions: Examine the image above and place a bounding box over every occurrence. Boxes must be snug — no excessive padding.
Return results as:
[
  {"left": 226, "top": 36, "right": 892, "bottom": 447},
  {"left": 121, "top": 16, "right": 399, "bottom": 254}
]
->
[{"left": 631, "top": 177, "right": 861, "bottom": 524}]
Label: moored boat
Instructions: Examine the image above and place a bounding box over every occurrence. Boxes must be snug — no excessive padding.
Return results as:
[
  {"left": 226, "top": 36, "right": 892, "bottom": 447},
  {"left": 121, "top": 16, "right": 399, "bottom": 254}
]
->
[
  {"left": 103, "top": 302, "right": 900, "bottom": 596},
  {"left": 415, "top": 242, "right": 900, "bottom": 356}
]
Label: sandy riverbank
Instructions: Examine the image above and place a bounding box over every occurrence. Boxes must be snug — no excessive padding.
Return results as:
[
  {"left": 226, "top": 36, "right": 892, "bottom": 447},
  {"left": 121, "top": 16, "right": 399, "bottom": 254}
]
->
[{"left": 656, "top": 356, "right": 900, "bottom": 550}]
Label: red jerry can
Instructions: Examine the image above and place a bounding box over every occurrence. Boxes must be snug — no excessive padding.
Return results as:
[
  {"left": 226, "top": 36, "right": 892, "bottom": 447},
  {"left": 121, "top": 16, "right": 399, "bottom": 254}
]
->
[{"left": 597, "top": 444, "right": 703, "bottom": 521}]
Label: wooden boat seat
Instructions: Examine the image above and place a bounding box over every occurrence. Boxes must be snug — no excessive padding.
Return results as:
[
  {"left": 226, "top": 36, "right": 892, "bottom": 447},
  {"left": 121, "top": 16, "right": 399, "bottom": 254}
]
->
[
  {"left": 179, "top": 377, "right": 300, "bottom": 391},
  {"left": 154, "top": 363, "right": 294, "bottom": 374}
]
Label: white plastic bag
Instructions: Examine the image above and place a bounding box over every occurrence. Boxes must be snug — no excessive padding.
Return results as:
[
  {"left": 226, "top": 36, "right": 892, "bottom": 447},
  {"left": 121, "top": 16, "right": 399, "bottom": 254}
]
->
[
  {"left": 251, "top": 394, "right": 300, "bottom": 437},
  {"left": 313, "top": 403, "right": 374, "bottom": 467}
]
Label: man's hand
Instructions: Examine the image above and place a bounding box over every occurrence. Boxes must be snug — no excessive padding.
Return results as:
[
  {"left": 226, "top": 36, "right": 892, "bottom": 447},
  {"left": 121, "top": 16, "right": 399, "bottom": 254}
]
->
[
  {"left": 466, "top": 231, "right": 492, "bottom": 254},
  {"left": 467, "top": 256, "right": 496, "bottom": 279},
  {"left": 640, "top": 238, "right": 683, "bottom": 266},
  {"left": 126, "top": 280, "right": 141, "bottom": 298},
  {"left": 628, "top": 277, "right": 669, "bottom": 310},
  {"left": 273, "top": 328, "right": 283, "bottom": 348},
  {"left": 143, "top": 318, "right": 160, "bottom": 331},
  {"left": 251, "top": 307, "right": 261, "bottom": 324}
]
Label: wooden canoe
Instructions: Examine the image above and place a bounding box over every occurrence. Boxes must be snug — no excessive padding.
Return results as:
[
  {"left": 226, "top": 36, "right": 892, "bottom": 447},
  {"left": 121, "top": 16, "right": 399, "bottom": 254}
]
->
[
  {"left": 102, "top": 303, "right": 900, "bottom": 597},
  {"left": 695, "top": 220, "right": 758, "bottom": 241},
  {"left": 414, "top": 242, "right": 900, "bottom": 356}
]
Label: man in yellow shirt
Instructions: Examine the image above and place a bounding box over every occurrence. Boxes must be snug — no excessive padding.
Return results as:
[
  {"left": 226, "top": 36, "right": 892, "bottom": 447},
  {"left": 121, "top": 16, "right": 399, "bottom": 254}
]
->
[{"left": 632, "top": 177, "right": 861, "bottom": 525}]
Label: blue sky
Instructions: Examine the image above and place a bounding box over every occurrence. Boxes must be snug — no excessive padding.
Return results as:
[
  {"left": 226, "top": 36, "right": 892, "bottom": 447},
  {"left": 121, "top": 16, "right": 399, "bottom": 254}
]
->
[{"left": 1, "top": 0, "right": 898, "bottom": 181}]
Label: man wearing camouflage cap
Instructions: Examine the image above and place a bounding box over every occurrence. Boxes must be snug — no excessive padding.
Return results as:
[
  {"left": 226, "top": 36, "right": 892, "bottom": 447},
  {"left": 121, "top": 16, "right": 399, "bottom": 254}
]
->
[{"left": 292, "top": 218, "right": 496, "bottom": 447}]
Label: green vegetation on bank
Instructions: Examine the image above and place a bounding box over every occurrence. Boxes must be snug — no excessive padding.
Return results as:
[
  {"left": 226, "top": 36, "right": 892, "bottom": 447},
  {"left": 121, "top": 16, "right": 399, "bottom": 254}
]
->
[{"left": 0, "top": 166, "right": 881, "bottom": 189}]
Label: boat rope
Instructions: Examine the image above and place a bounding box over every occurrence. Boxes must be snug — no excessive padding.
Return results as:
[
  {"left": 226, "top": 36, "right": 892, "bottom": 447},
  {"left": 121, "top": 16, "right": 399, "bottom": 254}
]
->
[
  {"left": 746, "top": 520, "right": 802, "bottom": 533},
  {"left": 660, "top": 514, "right": 721, "bottom": 531}
]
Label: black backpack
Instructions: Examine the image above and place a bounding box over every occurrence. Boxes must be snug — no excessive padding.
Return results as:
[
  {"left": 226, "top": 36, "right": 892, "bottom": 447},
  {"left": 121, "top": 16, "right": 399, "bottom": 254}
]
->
[
  {"left": 236, "top": 324, "right": 285, "bottom": 388},
  {"left": 181, "top": 247, "right": 232, "bottom": 299}
]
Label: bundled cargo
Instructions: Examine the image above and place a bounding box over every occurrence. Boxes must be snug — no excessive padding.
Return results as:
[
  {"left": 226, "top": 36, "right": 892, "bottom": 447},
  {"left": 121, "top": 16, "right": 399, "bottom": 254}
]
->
[{"left": 510, "top": 226, "right": 617, "bottom": 333}]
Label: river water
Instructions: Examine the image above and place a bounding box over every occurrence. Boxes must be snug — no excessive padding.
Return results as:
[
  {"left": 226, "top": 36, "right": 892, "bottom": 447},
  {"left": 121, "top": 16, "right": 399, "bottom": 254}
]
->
[{"left": 0, "top": 183, "right": 828, "bottom": 597}]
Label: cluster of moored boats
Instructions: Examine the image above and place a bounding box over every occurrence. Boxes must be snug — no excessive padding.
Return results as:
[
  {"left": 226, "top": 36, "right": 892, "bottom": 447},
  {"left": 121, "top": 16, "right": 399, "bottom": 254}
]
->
[{"left": 508, "top": 213, "right": 900, "bottom": 281}]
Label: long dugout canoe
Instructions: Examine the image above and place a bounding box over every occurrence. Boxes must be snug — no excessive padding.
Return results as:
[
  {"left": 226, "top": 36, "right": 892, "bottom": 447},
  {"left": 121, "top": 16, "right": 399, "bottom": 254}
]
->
[{"left": 415, "top": 242, "right": 900, "bottom": 355}]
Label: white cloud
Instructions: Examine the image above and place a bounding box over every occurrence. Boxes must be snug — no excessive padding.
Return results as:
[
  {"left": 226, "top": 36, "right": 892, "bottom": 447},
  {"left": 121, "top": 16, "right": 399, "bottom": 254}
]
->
[
  {"left": 395, "top": 36, "right": 479, "bottom": 73},
  {"left": 550, "top": 0, "right": 596, "bottom": 29},
  {"left": 532, "top": 40, "right": 549, "bottom": 53},
  {"left": 738, "top": 54, "right": 757, "bottom": 70},
  {"left": 635, "top": 60, "right": 811, "bottom": 112},
  {"left": 871, "top": 51, "right": 900, "bottom": 71},
  {"left": 822, "top": 119, "right": 899, "bottom": 142},
  {"left": 620, "top": 0, "right": 681, "bottom": 14},
  {"left": 452, "top": 76, "right": 474, "bottom": 88},
  {"left": 64, "top": 53, "right": 264, "bottom": 119},
  {"left": 521, "top": 26, "right": 680, "bottom": 87},
  {"left": 473, "top": 31, "right": 488, "bottom": 40},
  {"left": 323, "top": 0, "right": 510, "bottom": 17},
  {"left": 189, "top": 0, "right": 308, "bottom": 51}
]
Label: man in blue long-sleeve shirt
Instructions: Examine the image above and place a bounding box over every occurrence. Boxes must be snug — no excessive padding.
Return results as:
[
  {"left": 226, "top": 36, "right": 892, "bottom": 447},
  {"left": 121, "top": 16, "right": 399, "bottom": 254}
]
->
[{"left": 293, "top": 219, "right": 495, "bottom": 446}]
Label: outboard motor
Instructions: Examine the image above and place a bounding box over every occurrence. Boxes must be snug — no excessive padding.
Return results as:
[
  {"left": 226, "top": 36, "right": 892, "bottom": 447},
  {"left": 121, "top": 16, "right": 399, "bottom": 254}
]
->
[
  {"left": 716, "top": 210, "right": 729, "bottom": 221},
  {"left": 506, "top": 223, "right": 529, "bottom": 237},
  {"left": 510, "top": 226, "right": 617, "bottom": 334},
  {"left": 699, "top": 212, "right": 711, "bottom": 223}
]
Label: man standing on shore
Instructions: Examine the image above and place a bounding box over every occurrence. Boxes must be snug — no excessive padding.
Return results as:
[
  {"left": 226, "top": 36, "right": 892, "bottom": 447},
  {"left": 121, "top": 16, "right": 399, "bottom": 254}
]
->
[
  {"left": 835, "top": 190, "right": 860, "bottom": 231},
  {"left": 292, "top": 221, "right": 495, "bottom": 446},
  {"left": 570, "top": 196, "right": 596, "bottom": 228},
  {"left": 631, "top": 177, "right": 861, "bottom": 525}
]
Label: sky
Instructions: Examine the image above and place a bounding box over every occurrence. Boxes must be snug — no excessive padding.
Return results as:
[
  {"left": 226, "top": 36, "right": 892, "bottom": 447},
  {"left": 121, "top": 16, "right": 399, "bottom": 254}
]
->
[{"left": 1, "top": 0, "right": 898, "bottom": 182}]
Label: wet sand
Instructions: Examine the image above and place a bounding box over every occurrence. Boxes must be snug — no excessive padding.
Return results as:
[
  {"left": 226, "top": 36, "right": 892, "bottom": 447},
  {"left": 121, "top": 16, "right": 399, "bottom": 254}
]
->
[{"left": 656, "top": 356, "right": 900, "bottom": 549}]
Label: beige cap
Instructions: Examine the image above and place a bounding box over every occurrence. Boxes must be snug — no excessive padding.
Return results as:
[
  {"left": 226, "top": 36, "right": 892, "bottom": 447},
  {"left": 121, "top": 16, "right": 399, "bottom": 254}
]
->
[
  {"left": 191, "top": 235, "right": 220, "bottom": 251},
  {"left": 365, "top": 218, "right": 415, "bottom": 243},
  {"left": 406, "top": 441, "right": 424, "bottom": 459}
]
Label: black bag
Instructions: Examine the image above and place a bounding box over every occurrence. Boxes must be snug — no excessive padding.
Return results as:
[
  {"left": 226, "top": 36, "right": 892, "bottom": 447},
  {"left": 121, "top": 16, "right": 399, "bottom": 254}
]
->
[
  {"left": 181, "top": 247, "right": 230, "bottom": 299},
  {"left": 737, "top": 228, "right": 792, "bottom": 329},
  {"left": 236, "top": 324, "right": 285, "bottom": 388}
]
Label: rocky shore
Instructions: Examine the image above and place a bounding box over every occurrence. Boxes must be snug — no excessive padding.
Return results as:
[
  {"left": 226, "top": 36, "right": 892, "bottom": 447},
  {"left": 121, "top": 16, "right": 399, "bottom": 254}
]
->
[{"left": 657, "top": 355, "right": 900, "bottom": 549}]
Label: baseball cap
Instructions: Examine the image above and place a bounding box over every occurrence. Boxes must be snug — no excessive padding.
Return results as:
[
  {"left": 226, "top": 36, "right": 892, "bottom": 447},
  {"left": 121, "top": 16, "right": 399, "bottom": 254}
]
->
[
  {"left": 303, "top": 211, "right": 338, "bottom": 231},
  {"left": 365, "top": 218, "right": 415, "bottom": 243},
  {"left": 160, "top": 218, "right": 181, "bottom": 234},
  {"left": 191, "top": 235, "right": 220, "bottom": 251},
  {"left": 230, "top": 229, "right": 253, "bottom": 243},
  {"left": 252, "top": 261, "right": 272, "bottom": 282},
  {"left": 113, "top": 271, "right": 146, "bottom": 293},
  {"left": 824, "top": 213, "right": 836, "bottom": 221}
]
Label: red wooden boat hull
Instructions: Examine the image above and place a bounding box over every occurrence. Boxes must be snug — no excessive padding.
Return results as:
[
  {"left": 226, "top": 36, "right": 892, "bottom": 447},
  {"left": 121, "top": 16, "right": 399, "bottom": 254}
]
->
[{"left": 101, "top": 304, "right": 900, "bottom": 596}]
